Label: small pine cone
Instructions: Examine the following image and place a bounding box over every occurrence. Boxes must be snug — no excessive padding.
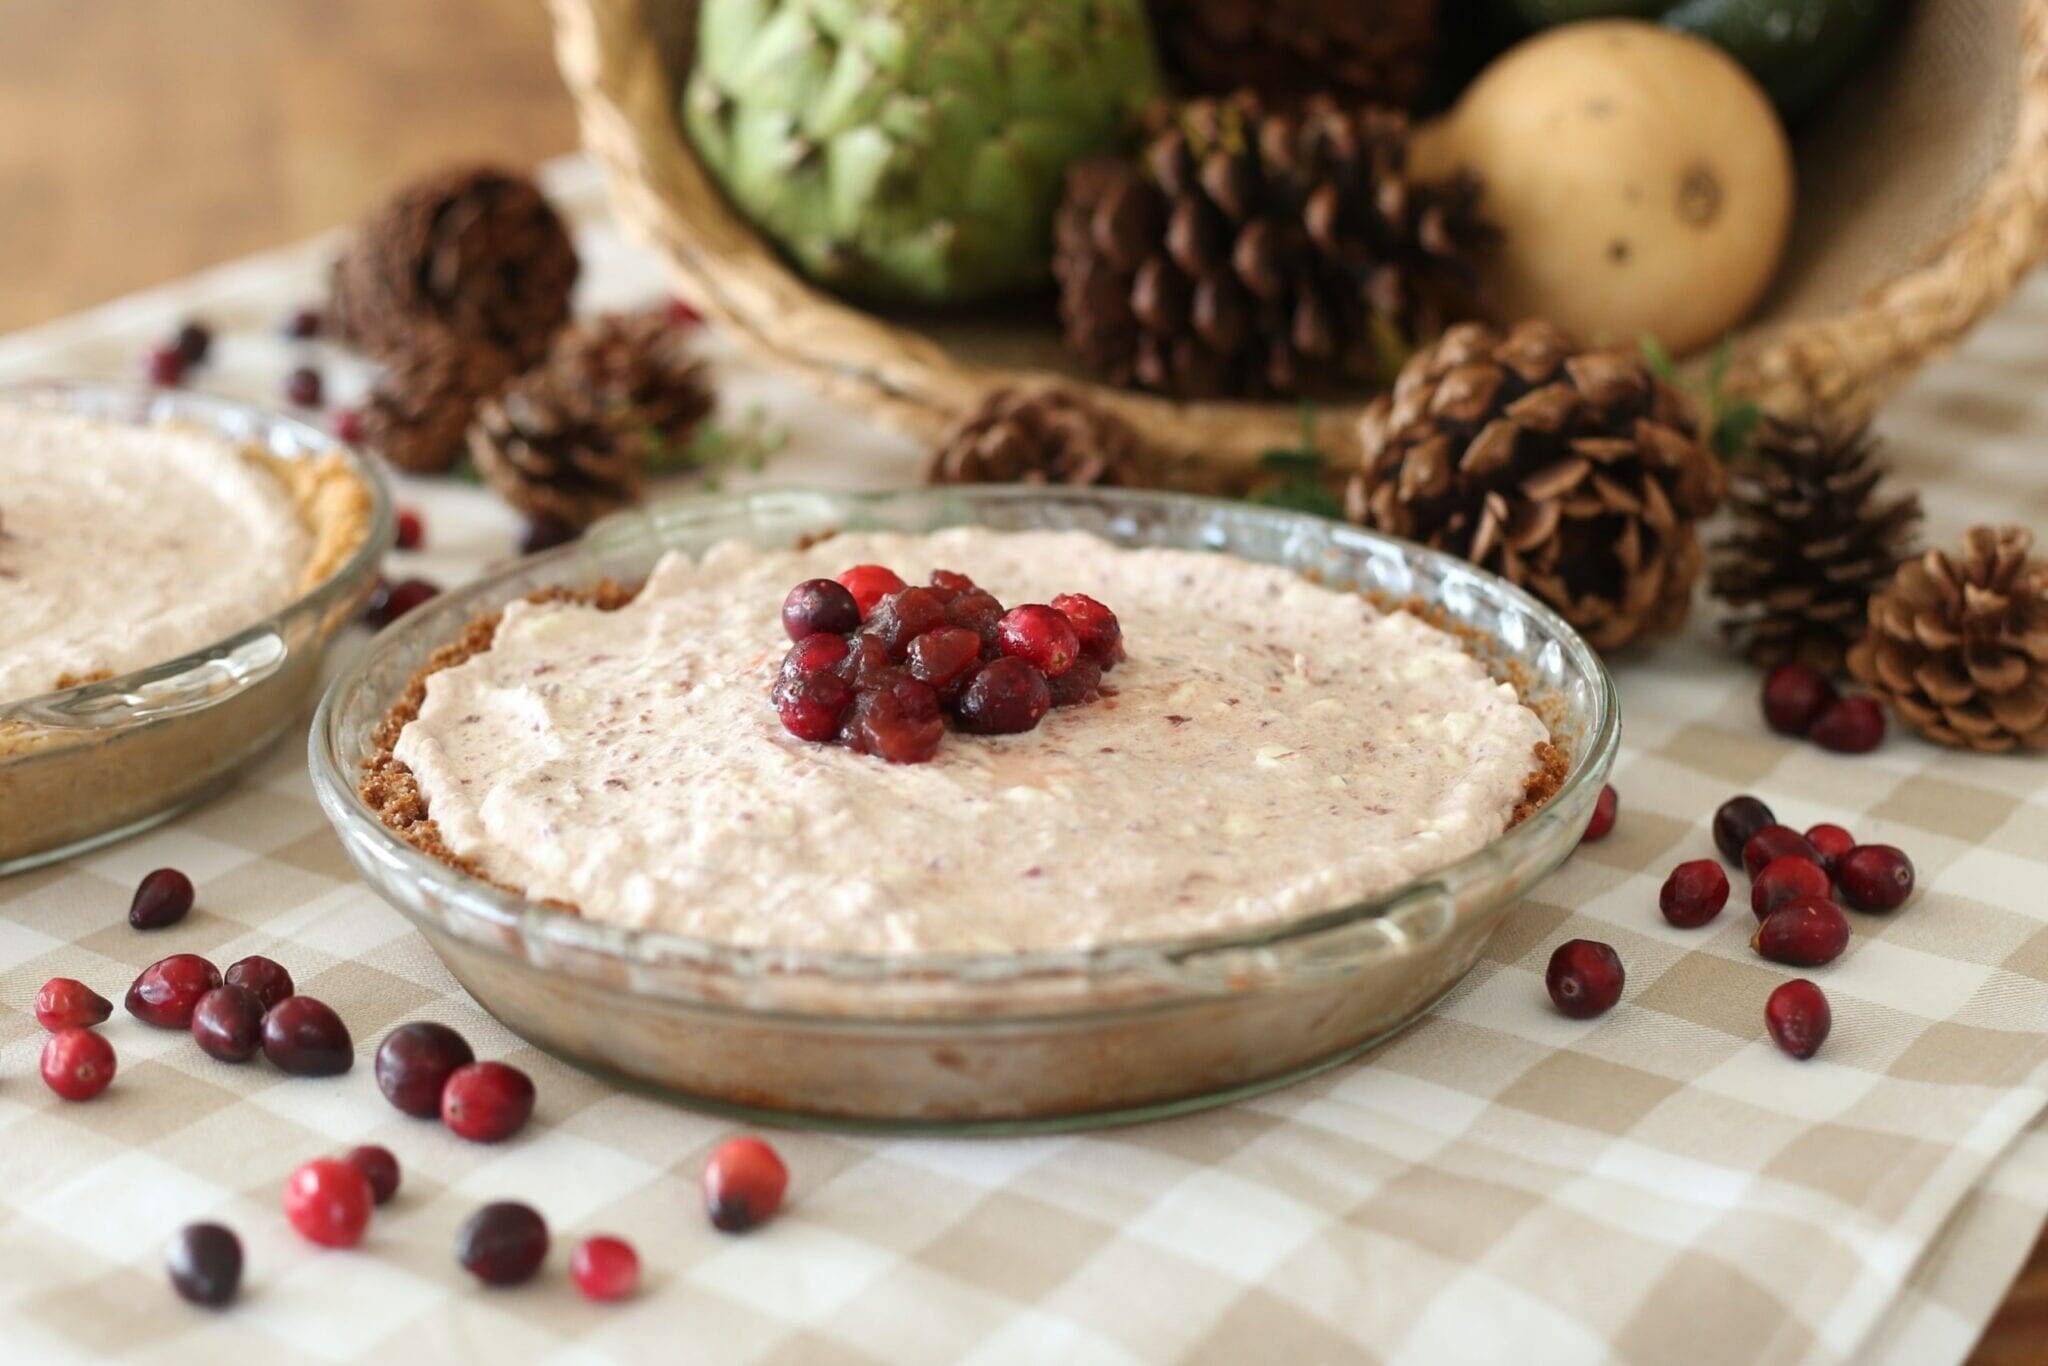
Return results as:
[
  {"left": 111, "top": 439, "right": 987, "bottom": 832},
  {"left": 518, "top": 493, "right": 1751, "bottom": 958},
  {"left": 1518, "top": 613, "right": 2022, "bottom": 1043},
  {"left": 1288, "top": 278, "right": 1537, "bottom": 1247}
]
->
[
  {"left": 1148, "top": 0, "right": 1440, "bottom": 108},
  {"left": 355, "top": 333, "right": 515, "bottom": 475},
  {"left": 1709, "top": 418, "right": 1922, "bottom": 673},
  {"left": 1848, "top": 526, "right": 2048, "bottom": 752},
  {"left": 1346, "top": 319, "right": 1724, "bottom": 653},
  {"left": 328, "top": 165, "right": 578, "bottom": 369},
  {"left": 928, "top": 388, "right": 1151, "bottom": 488},
  {"left": 1053, "top": 92, "right": 1485, "bottom": 400},
  {"left": 541, "top": 309, "right": 713, "bottom": 446}
]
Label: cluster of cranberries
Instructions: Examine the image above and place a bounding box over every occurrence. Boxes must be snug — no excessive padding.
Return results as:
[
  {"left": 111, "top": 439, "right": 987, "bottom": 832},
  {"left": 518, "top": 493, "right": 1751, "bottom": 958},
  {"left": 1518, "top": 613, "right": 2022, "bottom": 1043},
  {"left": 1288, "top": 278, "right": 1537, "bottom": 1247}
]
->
[
  {"left": 374, "top": 1020, "right": 536, "bottom": 1143},
  {"left": 142, "top": 314, "right": 327, "bottom": 411},
  {"left": 1763, "top": 662, "right": 1886, "bottom": 754},
  {"left": 773, "top": 564, "right": 1124, "bottom": 763}
]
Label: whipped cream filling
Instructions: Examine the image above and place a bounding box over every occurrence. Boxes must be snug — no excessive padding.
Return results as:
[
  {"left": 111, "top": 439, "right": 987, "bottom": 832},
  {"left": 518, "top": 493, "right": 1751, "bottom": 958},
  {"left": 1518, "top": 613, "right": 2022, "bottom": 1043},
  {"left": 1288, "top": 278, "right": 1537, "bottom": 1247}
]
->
[
  {"left": 0, "top": 405, "right": 312, "bottom": 704},
  {"left": 396, "top": 529, "right": 1551, "bottom": 954}
]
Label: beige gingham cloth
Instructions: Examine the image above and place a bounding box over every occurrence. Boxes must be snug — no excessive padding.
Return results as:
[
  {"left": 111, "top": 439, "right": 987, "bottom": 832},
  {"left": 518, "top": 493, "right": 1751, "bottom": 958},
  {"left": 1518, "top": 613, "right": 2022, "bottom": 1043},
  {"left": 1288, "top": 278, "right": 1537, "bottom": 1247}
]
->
[{"left": 2, "top": 159, "right": 2047, "bottom": 1364}]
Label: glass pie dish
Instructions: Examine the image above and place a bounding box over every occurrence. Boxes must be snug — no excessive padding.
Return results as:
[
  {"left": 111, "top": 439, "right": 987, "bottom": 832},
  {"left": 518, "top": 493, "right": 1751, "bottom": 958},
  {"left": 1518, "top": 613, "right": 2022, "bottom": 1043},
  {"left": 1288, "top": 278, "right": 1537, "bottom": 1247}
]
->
[
  {"left": 310, "top": 487, "right": 1617, "bottom": 1132},
  {"left": 0, "top": 381, "right": 392, "bottom": 873}
]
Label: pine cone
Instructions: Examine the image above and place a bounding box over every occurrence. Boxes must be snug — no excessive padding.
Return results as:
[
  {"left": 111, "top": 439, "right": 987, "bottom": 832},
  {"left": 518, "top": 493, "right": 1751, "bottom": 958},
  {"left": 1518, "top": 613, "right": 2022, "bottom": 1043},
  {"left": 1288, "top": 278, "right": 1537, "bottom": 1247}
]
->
[
  {"left": 1709, "top": 418, "right": 1923, "bottom": 673},
  {"left": 1847, "top": 527, "right": 2048, "bottom": 752},
  {"left": 928, "top": 388, "right": 1151, "bottom": 487},
  {"left": 355, "top": 332, "right": 515, "bottom": 475},
  {"left": 1053, "top": 93, "right": 1485, "bottom": 400},
  {"left": 328, "top": 165, "right": 578, "bottom": 369},
  {"left": 1345, "top": 320, "right": 1724, "bottom": 652},
  {"left": 1148, "top": 0, "right": 1439, "bottom": 108}
]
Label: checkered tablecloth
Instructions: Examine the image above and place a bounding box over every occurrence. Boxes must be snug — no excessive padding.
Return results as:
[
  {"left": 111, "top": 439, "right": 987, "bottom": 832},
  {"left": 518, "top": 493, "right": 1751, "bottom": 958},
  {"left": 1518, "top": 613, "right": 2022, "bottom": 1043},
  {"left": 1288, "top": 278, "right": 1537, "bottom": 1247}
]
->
[{"left": 3, "top": 158, "right": 2047, "bottom": 1364}]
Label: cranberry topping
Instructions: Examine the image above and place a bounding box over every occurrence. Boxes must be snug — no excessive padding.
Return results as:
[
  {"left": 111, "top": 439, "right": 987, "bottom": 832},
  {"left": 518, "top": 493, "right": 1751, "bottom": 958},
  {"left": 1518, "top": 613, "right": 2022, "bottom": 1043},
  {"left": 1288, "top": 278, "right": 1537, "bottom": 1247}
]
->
[
  {"left": 1763, "top": 662, "right": 1837, "bottom": 736},
  {"left": 35, "top": 977, "right": 112, "bottom": 1031},
  {"left": 1713, "top": 795, "right": 1776, "bottom": 864},
  {"left": 395, "top": 507, "right": 425, "bottom": 551},
  {"left": 1582, "top": 784, "right": 1618, "bottom": 843},
  {"left": 866, "top": 587, "right": 949, "bottom": 659},
  {"left": 345, "top": 1144, "right": 402, "bottom": 1205},
  {"left": 126, "top": 955, "right": 222, "bottom": 1029},
  {"left": 572, "top": 1235, "right": 641, "bottom": 1302},
  {"left": 957, "top": 657, "right": 1052, "bottom": 735},
  {"left": 224, "top": 955, "right": 295, "bottom": 1011},
  {"left": 1051, "top": 592, "right": 1124, "bottom": 665},
  {"left": 375, "top": 1021, "right": 476, "bottom": 1117},
  {"left": 1804, "top": 823, "right": 1856, "bottom": 874},
  {"left": 782, "top": 579, "right": 861, "bottom": 641},
  {"left": 167, "top": 1222, "right": 242, "bottom": 1308},
  {"left": 704, "top": 1137, "right": 789, "bottom": 1232},
  {"left": 836, "top": 565, "right": 905, "bottom": 620},
  {"left": 1545, "top": 939, "right": 1624, "bottom": 1018},
  {"left": 835, "top": 634, "right": 897, "bottom": 688},
  {"left": 848, "top": 676, "right": 946, "bottom": 764},
  {"left": 366, "top": 577, "right": 440, "bottom": 629},
  {"left": 1753, "top": 896, "right": 1851, "bottom": 967},
  {"left": 1751, "top": 856, "right": 1833, "bottom": 921},
  {"left": 782, "top": 632, "right": 850, "bottom": 680},
  {"left": 1659, "top": 859, "right": 1729, "bottom": 928},
  {"left": 1838, "top": 844, "right": 1914, "bottom": 912},
  {"left": 929, "top": 568, "right": 977, "bottom": 594},
  {"left": 261, "top": 996, "right": 353, "bottom": 1076},
  {"left": 775, "top": 671, "right": 856, "bottom": 743},
  {"left": 283, "top": 1158, "right": 372, "bottom": 1248},
  {"left": 997, "top": 604, "right": 1081, "bottom": 676},
  {"left": 1765, "top": 979, "right": 1832, "bottom": 1060},
  {"left": 1741, "top": 824, "right": 1820, "bottom": 880},
  {"left": 907, "top": 627, "right": 983, "bottom": 693},
  {"left": 944, "top": 588, "right": 1006, "bottom": 647},
  {"left": 191, "top": 985, "right": 266, "bottom": 1063},
  {"left": 442, "top": 1061, "right": 536, "bottom": 1142},
  {"left": 1048, "top": 655, "right": 1105, "bottom": 707},
  {"left": 41, "top": 1027, "right": 116, "bottom": 1101},
  {"left": 457, "top": 1202, "right": 550, "bottom": 1286},
  {"left": 1808, "top": 697, "right": 1886, "bottom": 753},
  {"left": 285, "top": 365, "right": 325, "bottom": 408},
  {"left": 129, "top": 867, "right": 195, "bottom": 930}
]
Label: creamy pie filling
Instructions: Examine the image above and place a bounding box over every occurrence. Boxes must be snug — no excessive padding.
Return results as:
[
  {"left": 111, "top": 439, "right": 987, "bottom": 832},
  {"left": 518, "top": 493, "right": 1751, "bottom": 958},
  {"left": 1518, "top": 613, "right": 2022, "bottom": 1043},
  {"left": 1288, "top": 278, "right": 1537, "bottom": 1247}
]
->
[{"left": 393, "top": 530, "right": 1553, "bottom": 954}]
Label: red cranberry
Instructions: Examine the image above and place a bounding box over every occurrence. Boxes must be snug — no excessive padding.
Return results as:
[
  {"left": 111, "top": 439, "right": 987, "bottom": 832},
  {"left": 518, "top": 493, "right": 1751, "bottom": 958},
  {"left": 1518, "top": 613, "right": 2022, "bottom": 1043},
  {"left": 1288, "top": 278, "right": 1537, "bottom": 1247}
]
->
[
  {"left": 1658, "top": 859, "right": 1729, "bottom": 928},
  {"left": 191, "top": 985, "right": 266, "bottom": 1063},
  {"left": 957, "top": 657, "right": 1051, "bottom": 735},
  {"left": 1765, "top": 979, "right": 1832, "bottom": 1060},
  {"left": 40, "top": 1027, "right": 116, "bottom": 1101},
  {"left": 1545, "top": 939, "right": 1624, "bottom": 1018},
  {"left": 1808, "top": 697, "right": 1886, "bottom": 753},
  {"left": 332, "top": 407, "right": 366, "bottom": 444},
  {"left": 1838, "top": 844, "right": 1915, "bottom": 912},
  {"left": 129, "top": 867, "right": 195, "bottom": 930},
  {"left": 1763, "top": 662, "right": 1837, "bottom": 735},
  {"left": 847, "top": 676, "right": 945, "bottom": 763},
  {"left": 457, "top": 1202, "right": 549, "bottom": 1286},
  {"left": 35, "top": 977, "right": 112, "bottom": 1030},
  {"left": 997, "top": 605, "right": 1081, "bottom": 677},
  {"left": 1713, "top": 795, "right": 1777, "bottom": 864},
  {"left": 167, "top": 1222, "right": 242, "bottom": 1307},
  {"left": 224, "top": 955, "right": 295, "bottom": 1011},
  {"left": 906, "top": 627, "right": 983, "bottom": 693},
  {"left": 442, "top": 1061, "right": 536, "bottom": 1142},
  {"left": 1581, "top": 784, "right": 1618, "bottom": 842},
  {"left": 774, "top": 671, "right": 855, "bottom": 742},
  {"left": 836, "top": 565, "right": 905, "bottom": 620},
  {"left": 1051, "top": 592, "right": 1124, "bottom": 665},
  {"left": 782, "top": 579, "right": 861, "bottom": 641},
  {"left": 283, "top": 1157, "right": 372, "bottom": 1248},
  {"left": 283, "top": 306, "right": 324, "bottom": 339},
  {"left": 145, "top": 345, "right": 187, "bottom": 386},
  {"left": 834, "top": 634, "right": 897, "bottom": 688},
  {"left": 520, "top": 512, "right": 580, "bottom": 554},
  {"left": 127, "top": 954, "right": 222, "bottom": 1028},
  {"left": 1753, "top": 896, "right": 1851, "bottom": 966},
  {"left": 366, "top": 577, "right": 439, "bottom": 629},
  {"left": 1742, "top": 824, "right": 1820, "bottom": 880},
  {"left": 571, "top": 1235, "right": 640, "bottom": 1302},
  {"left": 394, "top": 507, "right": 425, "bottom": 550},
  {"left": 666, "top": 296, "right": 703, "bottom": 327},
  {"left": 375, "top": 1021, "right": 476, "bottom": 1117},
  {"left": 929, "top": 568, "right": 976, "bottom": 594},
  {"left": 782, "top": 633, "right": 850, "bottom": 681},
  {"left": 261, "top": 996, "right": 353, "bottom": 1076},
  {"left": 1751, "top": 855, "right": 1833, "bottom": 921},
  {"left": 345, "top": 1144, "right": 402, "bottom": 1205},
  {"left": 1048, "top": 655, "right": 1105, "bottom": 707},
  {"left": 285, "top": 365, "right": 325, "bottom": 408},
  {"left": 173, "top": 320, "right": 213, "bottom": 365},
  {"left": 704, "top": 1136, "right": 789, "bottom": 1232},
  {"left": 865, "top": 588, "right": 948, "bottom": 658},
  {"left": 944, "top": 588, "right": 1006, "bottom": 647},
  {"left": 1804, "top": 823, "right": 1856, "bottom": 874}
]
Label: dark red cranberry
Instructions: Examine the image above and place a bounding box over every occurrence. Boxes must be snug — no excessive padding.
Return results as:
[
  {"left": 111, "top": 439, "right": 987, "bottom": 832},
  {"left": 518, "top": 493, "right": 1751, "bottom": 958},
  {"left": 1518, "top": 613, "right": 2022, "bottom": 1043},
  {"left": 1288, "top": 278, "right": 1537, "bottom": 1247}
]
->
[
  {"left": 1753, "top": 896, "right": 1851, "bottom": 966},
  {"left": 1765, "top": 979, "right": 1832, "bottom": 1060},
  {"left": 332, "top": 407, "right": 366, "bottom": 444},
  {"left": 442, "top": 1061, "right": 535, "bottom": 1142},
  {"left": 1545, "top": 939, "right": 1624, "bottom": 1018},
  {"left": 666, "top": 296, "right": 703, "bottom": 327},
  {"left": 944, "top": 588, "right": 1006, "bottom": 647},
  {"left": 571, "top": 1234, "right": 640, "bottom": 1302},
  {"left": 1713, "top": 795, "right": 1777, "bottom": 864},
  {"left": 1751, "top": 855, "right": 1833, "bottom": 920},
  {"left": 394, "top": 507, "right": 425, "bottom": 550},
  {"left": 782, "top": 633, "right": 850, "bottom": 680},
  {"left": 1804, "top": 823, "right": 1856, "bottom": 874},
  {"left": 1742, "top": 824, "right": 1820, "bottom": 880},
  {"left": 145, "top": 344, "right": 187, "bottom": 387},
  {"left": 1837, "top": 844, "right": 1914, "bottom": 912},
  {"left": 173, "top": 320, "right": 213, "bottom": 365},
  {"left": 782, "top": 579, "right": 861, "bottom": 641},
  {"left": 1051, "top": 592, "right": 1124, "bottom": 665},
  {"left": 1763, "top": 663, "right": 1837, "bottom": 735},
  {"left": 224, "top": 955, "right": 295, "bottom": 1011},
  {"left": 1808, "top": 697, "right": 1886, "bottom": 753},
  {"left": 167, "top": 1222, "right": 242, "bottom": 1307},
  {"left": 834, "top": 634, "right": 896, "bottom": 688},
  {"left": 704, "top": 1137, "right": 788, "bottom": 1232},
  {"left": 41, "top": 1027, "right": 116, "bottom": 1100},
  {"left": 997, "top": 605, "right": 1080, "bottom": 677},
  {"left": 848, "top": 677, "right": 945, "bottom": 763},
  {"left": 1658, "top": 859, "right": 1729, "bottom": 928},
  {"left": 957, "top": 657, "right": 1051, "bottom": 735},
  {"left": 865, "top": 587, "right": 948, "bottom": 658},
  {"left": 285, "top": 365, "right": 325, "bottom": 408},
  {"left": 191, "top": 985, "right": 266, "bottom": 1063},
  {"left": 375, "top": 1021, "right": 476, "bottom": 1117},
  {"left": 283, "top": 1158, "right": 372, "bottom": 1248},
  {"left": 774, "top": 671, "right": 855, "bottom": 742},
  {"left": 35, "top": 977, "right": 112, "bottom": 1030},
  {"left": 261, "top": 996, "right": 353, "bottom": 1076},
  {"left": 283, "top": 306, "right": 324, "bottom": 339},
  {"left": 457, "top": 1202, "right": 549, "bottom": 1286},
  {"left": 129, "top": 867, "right": 195, "bottom": 930},
  {"left": 836, "top": 565, "right": 905, "bottom": 620},
  {"left": 1048, "top": 655, "right": 1105, "bottom": 707},
  {"left": 906, "top": 627, "right": 983, "bottom": 693},
  {"left": 929, "top": 568, "right": 976, "bottom": 594},
  {"left": 519, "top": 512, "right": 580, "bottom": 554},
  {"left": 127, "top": 954, "right": 222, "bottom": 1028},
  {"left": 345, "top": 1144, "right": 401, "bottom": 1205},
  {"left": 1582, "top": 784, "right": 1618, "bottom": 843},
  {"left": 366, "top": 577, "right": 439, "bottom": 629}
]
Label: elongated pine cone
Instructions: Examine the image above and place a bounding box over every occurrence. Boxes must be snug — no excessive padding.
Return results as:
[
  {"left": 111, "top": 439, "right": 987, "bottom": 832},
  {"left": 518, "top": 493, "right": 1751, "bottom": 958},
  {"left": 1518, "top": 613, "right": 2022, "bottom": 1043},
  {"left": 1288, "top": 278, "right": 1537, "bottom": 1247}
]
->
[
  {"left": 1847, "top": 526, "right": 2048, "bottom": 752},
  {"left": 1148, "top": 0, "right": 1440, "bottom": 108},
  {"left": 1053, "top": 92, "right": 1485, "bottom": 400},
  {"left": 928, "top": 388, "right": 1151, "bottom": 488},
  {"left": 1346, "top": 320, "right": 1724, "bottom": 652},
  {"left": 355, "top": 331, "right": 515, "bottom": 475},
  {"left": 1710, "top": 419, "right": 1923, "bottom": 673},
  {"left": 329, "top": 165, "right": 578, "bottom": 369}
]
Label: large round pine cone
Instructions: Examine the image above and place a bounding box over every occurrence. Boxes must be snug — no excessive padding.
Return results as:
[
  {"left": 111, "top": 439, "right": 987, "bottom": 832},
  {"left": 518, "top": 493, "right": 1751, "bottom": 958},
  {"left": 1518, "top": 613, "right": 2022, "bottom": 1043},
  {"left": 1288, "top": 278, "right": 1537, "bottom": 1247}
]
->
[
  {"left": 929, "top": 388, "right": 1151, "bottom": 488},
  {"left": 1148, "top": 0, "right": 1439, "bottom": 108},
  {"left": 355, "top": 331, "right": 515, "bottom": 475},
  {"left": 1710, "top": 418, "right": 1922, "bottom": 673},
  {"left": 1346, "top": 320, "right": 1724, "bottom": 652},
  {"left": 1847, "top": 526, "right": 2048, "bottom": 752},
  {"left": 1053, "top": 93, "right": 1485, "bottom": 400},
  {"left": 328, "top": 165, "right": 578, "bottom": 369}
]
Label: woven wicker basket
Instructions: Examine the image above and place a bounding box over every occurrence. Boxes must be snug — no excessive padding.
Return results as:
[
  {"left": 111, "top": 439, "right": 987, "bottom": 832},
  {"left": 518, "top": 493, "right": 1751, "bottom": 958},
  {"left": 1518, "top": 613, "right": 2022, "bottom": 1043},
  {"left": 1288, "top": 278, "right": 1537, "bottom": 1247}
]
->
[{"left": 551, "top": 0, "right": 2048, "bottom": 484}]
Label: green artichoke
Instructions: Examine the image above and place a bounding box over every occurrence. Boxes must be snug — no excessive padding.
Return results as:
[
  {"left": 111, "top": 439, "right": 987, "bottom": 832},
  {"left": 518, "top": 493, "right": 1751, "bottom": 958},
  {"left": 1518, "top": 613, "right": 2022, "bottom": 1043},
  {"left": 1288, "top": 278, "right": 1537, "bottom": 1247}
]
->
[{"left": 683, "top": 0, "right": 1162, "bottom": 307}]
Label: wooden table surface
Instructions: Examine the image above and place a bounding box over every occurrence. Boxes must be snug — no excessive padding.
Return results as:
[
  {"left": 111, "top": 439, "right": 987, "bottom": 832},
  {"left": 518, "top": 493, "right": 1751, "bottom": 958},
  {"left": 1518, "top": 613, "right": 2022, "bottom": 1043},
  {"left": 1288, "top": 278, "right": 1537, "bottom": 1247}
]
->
[{"left": 1, "top": 2, "right": 2043, "bottom": 1358}]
